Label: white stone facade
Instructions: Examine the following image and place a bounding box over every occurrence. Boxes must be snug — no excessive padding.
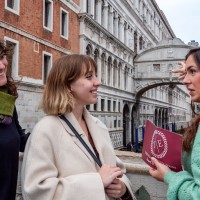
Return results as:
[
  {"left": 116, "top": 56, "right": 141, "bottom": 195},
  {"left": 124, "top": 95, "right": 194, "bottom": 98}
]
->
[{"left": 78, "top": 0, "right": 191, "bottom": 149}]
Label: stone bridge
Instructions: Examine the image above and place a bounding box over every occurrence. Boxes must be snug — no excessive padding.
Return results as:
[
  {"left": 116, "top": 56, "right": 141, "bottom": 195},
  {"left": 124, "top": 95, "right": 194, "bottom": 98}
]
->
[
  {"left": 134, "top": 37, "right": 191, "bottom": 101},
  {"left": 122, "top": 39, "right": 192, "bottom": 140},
  {"left": 135, "top": 77, "right": 182, "bottom": 101}
]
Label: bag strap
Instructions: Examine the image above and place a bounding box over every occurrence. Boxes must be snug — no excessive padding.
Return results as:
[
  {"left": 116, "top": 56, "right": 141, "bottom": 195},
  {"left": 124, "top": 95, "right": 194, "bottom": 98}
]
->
[{"left": 59, "top": 115, "right": 102, "bottom": 167}]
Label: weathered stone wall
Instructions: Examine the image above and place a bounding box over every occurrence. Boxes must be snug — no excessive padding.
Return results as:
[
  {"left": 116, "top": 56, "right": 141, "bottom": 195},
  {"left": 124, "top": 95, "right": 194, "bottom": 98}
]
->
[
  {"left": 116, "top": 151, "right": 168, "bottom": 200},
  {"left": 16, "top": 84, "right": 45, "bottom": 133}
]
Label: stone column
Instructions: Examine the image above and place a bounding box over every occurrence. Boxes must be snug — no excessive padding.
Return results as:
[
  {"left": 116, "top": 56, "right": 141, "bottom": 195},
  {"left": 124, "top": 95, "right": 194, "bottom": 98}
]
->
[
  {"left": 139, "top": 0, "right": 143, "bottom": 16},
  {"left": 80, "top": 0, "right": 87, "bottom": 12},
  {"left": 137, "top": 32, "right": 140, "bottom": 52},
  {"left": 96, "top": 0, "right": 102, "bottom": 24},
  {"left": 110, "top": 60, "right": 113, "bottom": 87},
  {"left": 97, "top": 97, "right": 101, "bottom": 111},
  {"left": 124, "top": 23, "right": 129, "bottom": 46},
  {"left": 104, "top": 60, "right": 108, "bottom": 85},
  {"left": 97, "top": 51, "right": 101, "bottom": 83},
  {"left": 119, "top": 17, "right": 124, "bottom": 43},
  {"left": 121, "top": 64, "right": 125, "bottom": 90},
  {"left": 135, "top": 0, "right": 139, "bottom": 11},
  {"left": 118, "top": 65, "right": 121, "bottom": 89},
  {"left": 102, "top": 0, "right": 108, "bottom": 29},
  {"left": 113, "top": 12, "right": 119, "bottom": 38},
  {"left": 90, "top": 0, "right": 95, "bottom": 18},
  {"left": 108, "top": 6, "right": 113, "bottom": 34}
]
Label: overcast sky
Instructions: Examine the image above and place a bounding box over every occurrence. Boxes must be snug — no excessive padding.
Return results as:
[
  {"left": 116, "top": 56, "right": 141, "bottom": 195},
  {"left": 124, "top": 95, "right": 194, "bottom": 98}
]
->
[{"left": 156, "top": 0, "right": 200, "bottom": 45}]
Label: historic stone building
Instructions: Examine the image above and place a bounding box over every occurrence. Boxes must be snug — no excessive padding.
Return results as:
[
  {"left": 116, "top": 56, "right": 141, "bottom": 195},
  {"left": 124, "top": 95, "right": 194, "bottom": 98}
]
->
[
  {"left": 78, "top": 0, "right": 191, "bottom": 149},
  {"left": 0, "top": 0, "right": 192, "bottom": 150}
]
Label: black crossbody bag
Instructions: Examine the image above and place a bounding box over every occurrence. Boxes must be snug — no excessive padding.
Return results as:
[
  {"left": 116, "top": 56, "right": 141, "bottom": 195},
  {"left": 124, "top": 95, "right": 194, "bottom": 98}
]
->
[
  {"left": 59, "top": 115, "right": 135, "bottom": 200},
  {"left": 59, "top": 115, "right": 102, "bottom": 167}
]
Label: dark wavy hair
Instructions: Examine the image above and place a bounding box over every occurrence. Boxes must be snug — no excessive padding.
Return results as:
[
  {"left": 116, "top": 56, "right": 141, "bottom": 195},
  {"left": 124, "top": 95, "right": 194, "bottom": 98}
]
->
[
  {"left": 0, "top": 40, "right": 18, "bottom": 97},
  {"left": 183, "top": 47, "right": 200, "bottom": 151}
]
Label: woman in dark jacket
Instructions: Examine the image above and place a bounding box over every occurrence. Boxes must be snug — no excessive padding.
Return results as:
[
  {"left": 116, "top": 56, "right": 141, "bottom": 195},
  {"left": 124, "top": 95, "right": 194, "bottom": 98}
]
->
[{"left": 0, "top": 40, "right": 29, "bottom": 200}]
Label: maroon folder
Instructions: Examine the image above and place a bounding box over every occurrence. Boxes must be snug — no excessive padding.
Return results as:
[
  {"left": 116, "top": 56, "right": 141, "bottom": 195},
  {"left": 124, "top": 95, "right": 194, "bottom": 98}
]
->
[{"left": 142, "top": 120, "right": 183, "bottom": 172}]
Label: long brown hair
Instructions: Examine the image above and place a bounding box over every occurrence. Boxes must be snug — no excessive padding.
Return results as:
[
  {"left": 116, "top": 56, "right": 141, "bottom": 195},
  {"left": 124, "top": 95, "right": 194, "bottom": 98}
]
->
[
  {"left": 40, "top": 54, "right": 97, "bottom": 115},
  {"left": 0, "top": 40, "right": 18, "bottom": 97},
  {"left": 183, "top": 47, "right": 200, "bottom": 151}
]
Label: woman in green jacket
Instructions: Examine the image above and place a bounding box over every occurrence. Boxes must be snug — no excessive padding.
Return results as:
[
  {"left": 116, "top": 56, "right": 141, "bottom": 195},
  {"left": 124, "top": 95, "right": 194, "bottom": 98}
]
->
[{"left": 149, "top": 47, "right": 200, "bottom": 200}]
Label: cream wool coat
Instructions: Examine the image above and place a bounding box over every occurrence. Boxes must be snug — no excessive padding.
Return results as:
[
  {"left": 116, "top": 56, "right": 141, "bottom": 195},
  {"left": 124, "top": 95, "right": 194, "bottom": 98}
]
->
[{"left": 21, "top": 109, "right": 134, "bottom": 200}]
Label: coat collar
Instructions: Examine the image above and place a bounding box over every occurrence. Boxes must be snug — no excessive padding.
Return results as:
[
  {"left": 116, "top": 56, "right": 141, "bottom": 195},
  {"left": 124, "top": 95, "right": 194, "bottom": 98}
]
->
[{"left": 58, "top": 108, "right": 106, "bottom": 168}]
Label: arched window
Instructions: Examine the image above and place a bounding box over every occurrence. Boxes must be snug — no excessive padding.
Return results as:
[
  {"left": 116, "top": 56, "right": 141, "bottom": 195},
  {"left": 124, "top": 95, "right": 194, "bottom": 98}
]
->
[
  {"left": 86, "top": 44, "right": 92, "bottom": 56},
  {"left": 94, "top": 49, "right": 99, "bottom": 77},
  {"left": 134, "top": 31, "right": 137, "bottom": 52},
  {"left": 94, "top": 48, "right": 99, "bottom": 64},
  {"left": 139, "top": 36, "right": 143, "bottom": 50}
]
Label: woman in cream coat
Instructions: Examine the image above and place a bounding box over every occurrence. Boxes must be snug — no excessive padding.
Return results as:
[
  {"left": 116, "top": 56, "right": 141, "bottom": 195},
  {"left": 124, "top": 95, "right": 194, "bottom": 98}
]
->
[{"left": 22, "top": 54, "right": 136, "bottom": 200}]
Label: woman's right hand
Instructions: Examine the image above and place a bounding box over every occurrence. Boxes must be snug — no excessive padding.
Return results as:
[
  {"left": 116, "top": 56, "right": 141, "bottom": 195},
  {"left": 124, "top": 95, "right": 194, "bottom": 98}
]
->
[
  {"left": 171, "top": 61, "right": 186, "bottom": 80},
  {"left": 98, "top": 164, "right": 123, "bottom": 187}
]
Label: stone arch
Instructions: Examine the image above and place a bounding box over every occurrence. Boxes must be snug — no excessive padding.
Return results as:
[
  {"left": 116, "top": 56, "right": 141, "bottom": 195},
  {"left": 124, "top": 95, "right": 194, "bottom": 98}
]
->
[
  {"left": 135, "top": 80, "right": 182, "bottom": 101},
  {"left": 86, "top": 43, "right": 93, "bottom": 56}
]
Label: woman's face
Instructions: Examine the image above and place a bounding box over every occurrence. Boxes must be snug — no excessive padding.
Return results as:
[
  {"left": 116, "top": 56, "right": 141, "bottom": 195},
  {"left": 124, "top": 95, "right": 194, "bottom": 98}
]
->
[
  {"left": 70, "top": 67, "right": 101, "bottom": 106},
  {"left": 183, "top": 54, "right": 200, "bottom": 102},
  {"left": 0, "top": 55, "right": 8, "bottom": 86}
]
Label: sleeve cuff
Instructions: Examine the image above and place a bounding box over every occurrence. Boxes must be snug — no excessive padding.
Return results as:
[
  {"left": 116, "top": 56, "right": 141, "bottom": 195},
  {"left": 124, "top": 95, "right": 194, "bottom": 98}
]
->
[{"left": 164, "top": 171, "right": 176, "bottom": 185}]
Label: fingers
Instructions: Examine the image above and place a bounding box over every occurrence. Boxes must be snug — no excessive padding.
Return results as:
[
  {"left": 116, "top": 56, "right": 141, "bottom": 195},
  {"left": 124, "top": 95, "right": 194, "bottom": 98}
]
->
[
  {"left": 105, "top": 179, "right": 126, "bottom": 199},
  {"left": 99, "top": 164, "right": 124, "bottom": 188},
  {"left": 171, "top": 61, "right": 185, "bottom": 73},
  {"left": 170, "top": 61, "right": 186, "bottom": 81},
  {"left": 151, "top": 157, "right": 159, "bottom": 167},
  {"left": 149, "top": 157, "right": 171, "bottom": 182}
]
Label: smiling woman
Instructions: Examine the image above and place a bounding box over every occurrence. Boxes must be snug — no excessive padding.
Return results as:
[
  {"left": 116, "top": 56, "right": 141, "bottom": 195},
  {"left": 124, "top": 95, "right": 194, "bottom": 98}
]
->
[
  {"left": 0, "top": 40, "right": 30, "bottom": 200},
  {"left": 149, "top": 47, "right": 200, "bottom": 200},
  {"left": 21, "top": 54, "right": 136, "bottom": 200}
]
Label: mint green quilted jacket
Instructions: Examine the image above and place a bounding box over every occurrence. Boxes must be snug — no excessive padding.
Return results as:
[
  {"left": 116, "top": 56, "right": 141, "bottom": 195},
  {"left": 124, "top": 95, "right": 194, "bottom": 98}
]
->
[{"left": 164, "top": 127, "right": 200, "bottom": 200}]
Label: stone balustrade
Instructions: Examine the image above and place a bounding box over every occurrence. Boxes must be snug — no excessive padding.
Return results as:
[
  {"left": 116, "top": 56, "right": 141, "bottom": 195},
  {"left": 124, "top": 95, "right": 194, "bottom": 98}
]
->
[{"left": 116, "top": 150, "right": 168, "bottom": 200}]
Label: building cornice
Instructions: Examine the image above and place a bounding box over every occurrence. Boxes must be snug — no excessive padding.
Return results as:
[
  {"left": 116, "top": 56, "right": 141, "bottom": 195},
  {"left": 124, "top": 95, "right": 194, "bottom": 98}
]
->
[
  {"left": 59, "top": 0, "right": 80, "bottom": 13},
  {"left": 0, "top": 21, "right": 72, "bottom": 54},
  {"left": 117, "top": 0, "right": 160, "bottom": 44},
  {"left": 150, "top": 0, "right": 176, "bottom": 38},
  {"left": 78, "top": 13, "right": 136, "bottom": 57}
]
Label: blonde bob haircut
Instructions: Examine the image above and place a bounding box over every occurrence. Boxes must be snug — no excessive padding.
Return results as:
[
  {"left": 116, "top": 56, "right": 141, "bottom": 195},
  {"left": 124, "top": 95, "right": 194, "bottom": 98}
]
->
[{"left": 41, "top": 54, "right": 97, "bottom": 115}]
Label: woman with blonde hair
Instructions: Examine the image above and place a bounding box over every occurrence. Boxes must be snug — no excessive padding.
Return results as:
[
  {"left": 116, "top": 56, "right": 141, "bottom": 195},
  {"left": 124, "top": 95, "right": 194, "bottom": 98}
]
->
[{"left": 22, "top": 54, "right": 136, "bottom": 200}]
